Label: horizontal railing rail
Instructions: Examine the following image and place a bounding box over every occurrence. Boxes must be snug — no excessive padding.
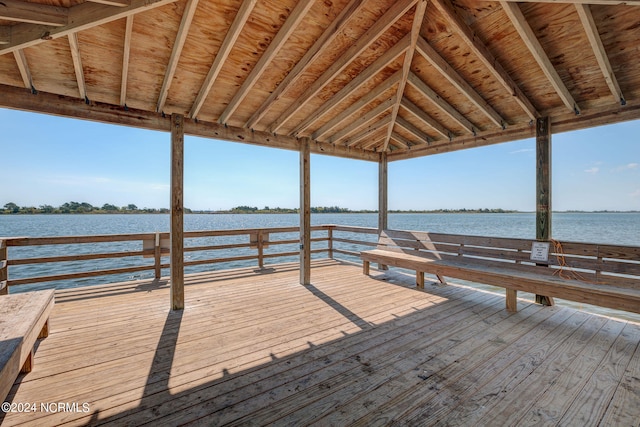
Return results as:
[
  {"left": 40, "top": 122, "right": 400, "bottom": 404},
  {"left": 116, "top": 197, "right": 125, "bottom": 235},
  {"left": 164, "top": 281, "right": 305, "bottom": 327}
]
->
[{"left": 2, "top": 225, "right": 367, "bottom": 290}]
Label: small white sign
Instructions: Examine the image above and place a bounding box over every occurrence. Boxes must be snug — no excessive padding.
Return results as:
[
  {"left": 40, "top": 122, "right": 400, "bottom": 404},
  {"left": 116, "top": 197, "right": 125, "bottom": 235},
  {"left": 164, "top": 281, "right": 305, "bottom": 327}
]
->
[{"left": 530, "top": 241, "right": 550, "bottom": 263}]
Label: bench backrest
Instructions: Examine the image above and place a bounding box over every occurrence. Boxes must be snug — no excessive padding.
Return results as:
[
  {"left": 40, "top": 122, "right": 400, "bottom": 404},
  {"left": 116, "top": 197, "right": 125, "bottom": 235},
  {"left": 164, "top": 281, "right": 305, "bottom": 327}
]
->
[{"left": 379, "top": 229, "right": 640, "bottom": 289}]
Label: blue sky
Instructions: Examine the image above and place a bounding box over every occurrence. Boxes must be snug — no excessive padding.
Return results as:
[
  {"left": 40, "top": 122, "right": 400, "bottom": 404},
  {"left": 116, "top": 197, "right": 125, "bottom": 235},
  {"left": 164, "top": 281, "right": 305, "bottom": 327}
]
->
[{"left": 1, "top": 108, "right": 638, "bottom": 211}]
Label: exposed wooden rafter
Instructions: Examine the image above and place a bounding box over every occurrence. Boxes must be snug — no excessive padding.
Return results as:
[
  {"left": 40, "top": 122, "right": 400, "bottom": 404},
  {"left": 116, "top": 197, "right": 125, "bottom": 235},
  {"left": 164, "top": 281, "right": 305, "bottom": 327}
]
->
[
  {"left": 0, "top": 0, "right": 68, "bottom": 26},
  {"left": 575, "top": 4, "right": 625, "bottom": 105},
  {"left": 268, "top": 0, "right": 418, "bottom": 133},
  {"left": 0, "top": 0, "right": 178, "bottom": 56},
  {"left": 88, "top": 0, "right": 130, "bottom": 6},
  {"left": 501, "top": 1, "right": 580, "bottom": 114},
  {"left": 415, "top": 36, "right": 506, "bottom": 129},
  {"left": 218, "top": 0, "right": 314, "bottom": 125},
  {"left": 432, "top": 0, "right": 539, "bottom": 121},
  {"left": 345, "top": 115, "right": 392, "bottom": 147},
  {"left": 382, "top": 0, "right": 427, "bottom": 151},
  {"left": 68, "top": 33, "right": 87, "bottom": 100},
  {"left": 13, "top": 49, "right": 33, "bottom": 90},
  {"left": 120, "top": 15, "right": 133, "bottom": 106},
  {"left": 189, "top": 0, "right": 257, "bottom": 119},
  {"left": 245, "top": 0, "right": 367, "bottom": 130},
  {"left": 312, "top": 70, "right": 401, "bottom": 140},
  {"left": 0, "top": 27, "right": 9, "bottom": 45},
  {"left": 329, "top": 97, "right": 396, "bottom": 144},
  {"left": 400, "top": 97, "right": 452, "bottom": 140},
  {"left": 407, "top": 72, "right": 476, "bottom": 134},
  {"left": 156, "top": 0, "right": 198, "bottom": 112},
  {"left": 493, "top": 0, "right": 640, "bottom": 5},
  {"left": 292, "top": 34, "right": 411, "bottom": 136},
  {"left": 396, "top": 115, "right": 431, "bottom": 144},
  {"left": 391, "top": 132, "right": 413, "bottom": 148}
]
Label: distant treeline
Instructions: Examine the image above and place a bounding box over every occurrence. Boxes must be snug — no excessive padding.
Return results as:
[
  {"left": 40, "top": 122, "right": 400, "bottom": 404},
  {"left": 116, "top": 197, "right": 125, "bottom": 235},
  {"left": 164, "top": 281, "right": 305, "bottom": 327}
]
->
[
  {"left": 201, "top": 206, "right": 519, "bottom": 214},
  {"left": 1, "top": 201, "right": 192, "bottom": 214}
]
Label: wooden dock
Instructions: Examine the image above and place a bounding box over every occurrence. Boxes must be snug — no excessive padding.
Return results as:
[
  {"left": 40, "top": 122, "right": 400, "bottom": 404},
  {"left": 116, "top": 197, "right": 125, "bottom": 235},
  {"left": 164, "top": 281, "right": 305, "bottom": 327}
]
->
[{"left": 2, "top": 259, "right": 639, "bottom": 426}]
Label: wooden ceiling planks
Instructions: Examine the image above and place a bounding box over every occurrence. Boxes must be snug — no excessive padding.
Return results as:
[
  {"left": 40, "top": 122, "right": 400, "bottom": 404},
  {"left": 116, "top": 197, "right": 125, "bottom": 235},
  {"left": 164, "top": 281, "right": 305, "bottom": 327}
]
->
[{"left": 1, "top": 0, "right": 640, "bottom": 161}]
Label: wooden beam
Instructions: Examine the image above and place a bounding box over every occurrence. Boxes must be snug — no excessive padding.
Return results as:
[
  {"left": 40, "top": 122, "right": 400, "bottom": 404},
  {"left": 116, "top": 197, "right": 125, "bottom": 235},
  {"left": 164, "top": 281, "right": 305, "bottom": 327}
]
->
[
  {"left": 0, "top": 0, "right": 68, "bottom": 27},
  {"left": 379, "top": 152, "right": 388, "bottom": 232},
  {"left": 300, "top": 139, "right": 311, "bottom": 286},
  {"left": 0, "top": 84, "right": 380, "bottom": 161},
  {"left": 293, "top": 34, "right": 410, "bottom": 136},
  {"left": 170, "top": 113, "right": 185, "bottom": 310},
  {"left": 190, "top": 0, "right": 257, "bottom": 119},
  {"left": 391, "top": 132, "right": 413, "bottom": 148},
  {"left": 68, "top": 33, "right": 87, "bottom": 100},
  {"left": 0, "top": 26, "right": 9, "bottom": 45},
  {"left": 535, "top": 116, "right": 554, "bottom": 307},
  {"left": 120, "top": 15, "right": 133, "bottom": 106},
  {"left": 312, "top": 70, "right": 401, "bottom": 140},
  {"left": 575, "top": 4, "right": 625, "bottom": 105},
  {"left": 268, "top": 0, "right": 418, "bottom": 133},
  {"left": 329, "top": 97, "right": 396, "bottom": 144},
  {"left": 400, "top": 97, "right": 452, "bottom": 140},
  {"left": 432, "top": 0, "right": 539, "bottom": 121},
  {"left": 0, "top": 240, "right": 7, "bottom": 296},
  {"left": 87, "top": 0, "right": 130, "bottom": 6},
  {"left": 407, "top": 72, "right": 476, "bottom": 134},
  {"left": 156, "top": 0, "right": 198, "bottom": 112},
  {"left": 0, "top": 0, "right": 178, "bottom": 56},
  {"left": 245, "top": 0, "right": 368, "bottom": 129},
  {"left": 345, "top": 115, "right": 392, "bottom": 147},
  {"left": 489, "top": 0, "right": 640, "bottom": 5},
  {"left": 383, "top": 0, "right": 428, "bottom": 151},
  {"left": 501, "top": 2, "right": 580, "bottom": 114},
  {"left": 416, "top": 36, "right": 506, "bottom": 129},
  {"left": 13, "top": 49, "right": 33, "bottom": 89},
  {"left": 218, "top": 0, "right": 313, "bottom": 124},
  {"left": 395, "top": 115, "right": 432, "bottom": 144}
]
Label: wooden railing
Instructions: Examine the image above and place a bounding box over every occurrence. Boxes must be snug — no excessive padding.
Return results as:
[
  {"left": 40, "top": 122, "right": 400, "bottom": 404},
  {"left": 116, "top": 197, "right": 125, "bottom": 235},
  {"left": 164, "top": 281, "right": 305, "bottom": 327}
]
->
[{"left": 1, "top": 225, "right": 380, "bottom": 291}]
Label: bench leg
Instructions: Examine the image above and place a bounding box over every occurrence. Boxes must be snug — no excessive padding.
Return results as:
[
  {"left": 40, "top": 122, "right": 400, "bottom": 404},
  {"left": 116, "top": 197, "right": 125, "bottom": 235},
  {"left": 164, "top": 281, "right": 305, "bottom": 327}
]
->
[
  {"left": 416, "top": 271, "right": 424, "bottom": 289},
  {"left": 436, "top": 274, "right": 448, "bottom": 285},
  {"left": 21, "top": 349, "right": 34, "bottom": 373},
  {"left": 38, "top": 318, "right": 50, "bottom": 339},
  {"left": 363, "top": 260, "right": 370, "bottom": 276},
  {"left": 506, "top": 289, "right": 518, "bottom": 312},
  {"left": 535, "top": 295, "right": 555, "bottom": 306}
]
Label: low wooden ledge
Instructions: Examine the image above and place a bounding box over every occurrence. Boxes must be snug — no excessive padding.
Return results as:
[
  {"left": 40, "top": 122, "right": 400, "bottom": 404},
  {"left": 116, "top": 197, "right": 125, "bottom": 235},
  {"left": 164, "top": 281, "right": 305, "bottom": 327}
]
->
[{"left": 0, "top": 290, "right": 55, "bottom": 402}]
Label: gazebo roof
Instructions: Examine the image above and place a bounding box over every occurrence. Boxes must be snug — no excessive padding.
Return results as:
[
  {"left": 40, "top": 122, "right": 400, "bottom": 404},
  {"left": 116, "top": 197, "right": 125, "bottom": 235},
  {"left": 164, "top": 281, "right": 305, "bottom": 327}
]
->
[{"left": 1, "top": 0, "right": 639, "bottom": 161}]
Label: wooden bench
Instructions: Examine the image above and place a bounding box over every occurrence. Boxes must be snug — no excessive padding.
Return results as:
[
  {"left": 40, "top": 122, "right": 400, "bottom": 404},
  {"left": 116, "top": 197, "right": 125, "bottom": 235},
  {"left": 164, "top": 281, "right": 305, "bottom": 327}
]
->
[
  {"left": 0, "top": 290, "right": 55, "bottom": 402},
  {"left": 361, "top": 230, "right": 640, "bottom": 314}
]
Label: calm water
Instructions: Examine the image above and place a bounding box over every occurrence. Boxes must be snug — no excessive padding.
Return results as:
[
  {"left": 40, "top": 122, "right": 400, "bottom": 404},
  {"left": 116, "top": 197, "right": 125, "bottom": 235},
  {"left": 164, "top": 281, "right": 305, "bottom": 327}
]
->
[{"left": 1, "top": 213, "right": 639, "bottom": 320}]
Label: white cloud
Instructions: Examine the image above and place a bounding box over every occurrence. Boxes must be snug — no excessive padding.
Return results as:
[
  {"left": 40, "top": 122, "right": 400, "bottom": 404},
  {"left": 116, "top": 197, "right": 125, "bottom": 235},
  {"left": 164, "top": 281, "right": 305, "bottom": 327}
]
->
[
  {"left": 613, "top": 163, "right": 639, "bottom": 172},
  {"left": 510, "top": 148, "right": 534, "bottom": 154},
  {"left": 584, "top": 167, "right": 599, "bottom": 174},
  {"left": 631, "top": 189, "right": 640, "bottom": 198}
]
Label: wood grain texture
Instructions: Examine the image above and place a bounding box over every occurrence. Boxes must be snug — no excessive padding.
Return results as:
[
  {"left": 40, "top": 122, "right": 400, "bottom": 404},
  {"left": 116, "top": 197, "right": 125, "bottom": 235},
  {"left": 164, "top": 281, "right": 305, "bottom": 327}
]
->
[{"left": 3, "top": 260, "right": 639, "bottom": 426}]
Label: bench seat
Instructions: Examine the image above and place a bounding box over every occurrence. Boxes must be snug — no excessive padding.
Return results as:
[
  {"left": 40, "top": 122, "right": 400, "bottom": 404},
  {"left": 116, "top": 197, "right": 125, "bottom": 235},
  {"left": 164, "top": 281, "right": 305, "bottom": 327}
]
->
[
  {"left": 361, "top": 230, "right": 640, "bottom": 314},
  {"left": 0, "top": 290, "right": 55, "bottom": 402}
]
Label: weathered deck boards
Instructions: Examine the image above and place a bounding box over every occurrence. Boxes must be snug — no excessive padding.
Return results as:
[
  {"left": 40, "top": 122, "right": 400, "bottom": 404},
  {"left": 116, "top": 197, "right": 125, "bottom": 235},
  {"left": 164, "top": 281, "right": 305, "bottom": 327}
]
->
[{"left": 2, "top": 259, "right": 639, "bottom": 426}]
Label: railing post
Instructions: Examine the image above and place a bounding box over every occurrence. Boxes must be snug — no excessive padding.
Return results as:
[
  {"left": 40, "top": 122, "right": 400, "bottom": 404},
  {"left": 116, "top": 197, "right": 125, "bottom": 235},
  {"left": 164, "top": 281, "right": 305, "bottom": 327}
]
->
[
  {"left": 327, "top": 227, "right": 333, "bottom": 259},
  {"left": 257, "top": 230, "right": 264, "bottom": 269},
  {"left": 154, "top": 232, "right": 161, "bottom": 279},
  {"left": 0, "top": 240, "right": 7, "bottom": 295}
]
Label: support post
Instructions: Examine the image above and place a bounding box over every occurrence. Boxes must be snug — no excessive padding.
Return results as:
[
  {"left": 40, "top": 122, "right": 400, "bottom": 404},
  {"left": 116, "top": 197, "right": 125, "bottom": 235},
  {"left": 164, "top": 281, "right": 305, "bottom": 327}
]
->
[
  {"left": 327, "top": 227, "right": 333, "bottom": 259},
  {"left": 378, "top": 152, "right": 388, "bottom": 232},
  {"left": 378, "top": 152, "right": 388, "bottom": 270},
  {"left": 0, "top": 239, "right": 7, "bottom": 295},
  {"left": 170, "top": 113, "right": 185, "bottom": 310},
  {"left": 300, "top": 139, "right": 311, "bottom": 285},
  {"left": 535, "top": 116, "right": 554, "bottom": 307}
]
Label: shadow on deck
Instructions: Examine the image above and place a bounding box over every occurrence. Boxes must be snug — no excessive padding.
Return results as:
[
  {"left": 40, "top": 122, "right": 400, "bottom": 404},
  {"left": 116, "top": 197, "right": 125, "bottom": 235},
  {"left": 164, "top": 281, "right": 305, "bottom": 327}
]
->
[{"left": 3, "top": 259, "right": 639, "bottom": 426}]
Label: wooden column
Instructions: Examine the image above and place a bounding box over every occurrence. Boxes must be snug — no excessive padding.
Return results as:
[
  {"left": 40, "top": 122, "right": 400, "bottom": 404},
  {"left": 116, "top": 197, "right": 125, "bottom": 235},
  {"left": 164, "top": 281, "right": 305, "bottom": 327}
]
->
[
  {"left": 535, "top": 116, "right": 554, "bottom": 306},
  {"left": 300, "top": 139, "right": 311, "bottom": 285},
  {"left": 378, "top": 152, "right": 388, "bottom": 232},
  {"left": 170, "top": 113, "right": 185, "bottom": 310}
]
